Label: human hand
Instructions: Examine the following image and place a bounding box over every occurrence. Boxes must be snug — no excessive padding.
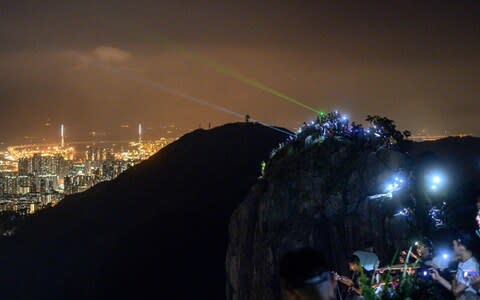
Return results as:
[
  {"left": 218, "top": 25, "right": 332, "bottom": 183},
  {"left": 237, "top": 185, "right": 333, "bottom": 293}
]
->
[
  {"left": 332, "top": 272, "right": 341, "bottom": 281},
  {"left": 469, "top": 275, "right": 480, "bottom": 289},
  {"left": 429, "top": 268, "right": 440, "bottom": 281}
]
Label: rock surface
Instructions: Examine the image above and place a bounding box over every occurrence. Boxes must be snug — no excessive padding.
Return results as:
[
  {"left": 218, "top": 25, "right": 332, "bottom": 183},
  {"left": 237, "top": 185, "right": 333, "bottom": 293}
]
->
[
  {"left": 226, "top": 137, "right": 411, "bottom": 300},
  {"left": 226, "top": 135, "right": 480, "bottom": 300}
]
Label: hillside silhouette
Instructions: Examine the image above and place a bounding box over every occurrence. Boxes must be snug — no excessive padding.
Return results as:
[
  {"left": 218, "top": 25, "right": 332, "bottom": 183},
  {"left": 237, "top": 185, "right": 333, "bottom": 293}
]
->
[
  {"left": 1, "top": 122, "right": 479, "bottom": 300},
  {"left": 0, "top": 122, "right": 289, "bottom": 299}
]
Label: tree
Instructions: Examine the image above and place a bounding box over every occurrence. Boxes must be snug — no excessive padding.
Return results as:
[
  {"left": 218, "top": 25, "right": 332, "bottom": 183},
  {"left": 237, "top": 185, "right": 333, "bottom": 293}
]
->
[{"left": 366, "top": 115, "right": 410, "bottom": 144}]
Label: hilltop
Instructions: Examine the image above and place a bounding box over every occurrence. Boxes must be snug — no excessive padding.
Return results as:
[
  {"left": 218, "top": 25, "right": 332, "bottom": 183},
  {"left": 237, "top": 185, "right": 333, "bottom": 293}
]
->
[{"left": 0, "top": 122, "right": 289, "bottom": 299}]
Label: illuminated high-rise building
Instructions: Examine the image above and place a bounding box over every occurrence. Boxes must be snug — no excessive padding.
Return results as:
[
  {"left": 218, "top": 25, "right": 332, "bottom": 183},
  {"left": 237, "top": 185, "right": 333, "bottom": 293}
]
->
[
  {"left": 3, "top": 176, "right": 17, "bottom": 195},
  {"left": 18, "top": 158, "right": 33, "bottom": 175},
  {"left": 64, "top": 176, "right": 74, "bottom": 194},
  {"left": 34, "top": 175, "right": 58, "bottom": 193},
  {"left": 61, "top": 124, "right": 65, "bottom": 148},
  {"left": 0, "top": 175, "right": 3, "bottom": 199},
  {"left": 17, "top": 176, "right": 31, "bottom": 195},
  {"left": 32, "top": 153, "right": 42, "bottom": 175}
]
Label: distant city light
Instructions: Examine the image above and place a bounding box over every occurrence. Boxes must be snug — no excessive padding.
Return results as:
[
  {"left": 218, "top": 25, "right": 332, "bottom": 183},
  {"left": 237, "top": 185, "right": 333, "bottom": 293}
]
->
[{"left": 0, "top": 128, "right": 176, "bottom": 219}]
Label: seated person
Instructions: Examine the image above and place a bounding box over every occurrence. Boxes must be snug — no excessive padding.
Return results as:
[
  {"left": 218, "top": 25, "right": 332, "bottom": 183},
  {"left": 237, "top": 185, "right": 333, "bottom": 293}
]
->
[
  {"left": 353, "top": 240, "right": 380, "bottom": 274},
  {"left": 335, "top": 255, "right": 365, "bottom": 299},
  {"left": 279, "top": 247, "right": 337, "bottom": 300}
]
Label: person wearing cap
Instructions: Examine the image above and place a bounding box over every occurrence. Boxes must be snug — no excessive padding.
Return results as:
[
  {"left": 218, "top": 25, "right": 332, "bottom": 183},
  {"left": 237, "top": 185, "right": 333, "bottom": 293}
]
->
[
  {"left": 431, "top": 231, "right": 480, "bottom": 300},
  {"left": 279, "top": 247, "right": 337, "bottom": 300}
]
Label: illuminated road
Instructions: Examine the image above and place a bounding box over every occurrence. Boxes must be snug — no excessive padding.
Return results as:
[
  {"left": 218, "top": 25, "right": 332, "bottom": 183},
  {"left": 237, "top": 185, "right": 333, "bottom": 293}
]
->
[{"left": 409, "top": 134, "right": 471, "bottom": 142}]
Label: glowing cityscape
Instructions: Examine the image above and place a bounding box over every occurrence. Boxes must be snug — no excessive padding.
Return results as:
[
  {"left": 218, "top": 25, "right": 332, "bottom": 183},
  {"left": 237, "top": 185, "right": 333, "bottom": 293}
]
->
[{"left": 0, "top": 124, "right": 176, "bottom": 216}]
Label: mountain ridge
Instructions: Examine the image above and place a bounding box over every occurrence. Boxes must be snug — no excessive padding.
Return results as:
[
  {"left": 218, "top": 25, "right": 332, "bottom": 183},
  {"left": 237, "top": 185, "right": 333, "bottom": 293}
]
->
[{"left": 0, "top": 122, "right": 289, "bottom": 299}]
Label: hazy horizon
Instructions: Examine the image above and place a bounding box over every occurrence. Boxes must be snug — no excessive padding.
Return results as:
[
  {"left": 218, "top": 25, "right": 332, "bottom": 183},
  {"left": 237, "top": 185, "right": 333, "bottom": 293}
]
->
[{"left": 2, "top": 1, "right": 479, "bottom": 142}]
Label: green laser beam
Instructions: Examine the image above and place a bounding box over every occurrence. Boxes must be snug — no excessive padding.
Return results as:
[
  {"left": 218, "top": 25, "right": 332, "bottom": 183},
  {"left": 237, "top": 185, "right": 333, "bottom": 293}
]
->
[{"left": 159, "top": 37, "right": 323, "bottom": 115}]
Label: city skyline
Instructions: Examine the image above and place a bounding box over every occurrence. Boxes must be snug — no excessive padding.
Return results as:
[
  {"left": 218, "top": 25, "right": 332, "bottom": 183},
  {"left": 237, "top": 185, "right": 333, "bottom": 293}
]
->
[
  {"left": 1, "top": 1, "right": 479, "bottom": 142},
  {"left": 0, "top": 120, "right": 174, "bottom": 216}
]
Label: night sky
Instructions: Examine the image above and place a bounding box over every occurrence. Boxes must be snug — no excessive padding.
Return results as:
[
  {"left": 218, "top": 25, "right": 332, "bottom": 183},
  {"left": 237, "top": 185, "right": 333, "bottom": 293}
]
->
[{"left": 1, "top": 0, "right": 479, "bottom": 142}]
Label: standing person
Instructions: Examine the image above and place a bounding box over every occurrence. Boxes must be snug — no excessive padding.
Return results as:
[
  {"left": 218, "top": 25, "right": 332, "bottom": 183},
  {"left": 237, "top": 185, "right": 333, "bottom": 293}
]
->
[
  {"left": 412, "top": 238, "right": 453, "bottom": 271},
  {"left": 416, "top": 238, "right": 435, "bottom": 267},
  {"left": 412, "top": 238, "right": 452, "bottom": 300},
  {"left": 431, "top": 231, "right": 480, "bottom": 300},
  {"left": 475, "top": 193, "right": 480, "bottom": 238},
  {"left": 279, "top": 247, "right": 337, "bottom": 300}
]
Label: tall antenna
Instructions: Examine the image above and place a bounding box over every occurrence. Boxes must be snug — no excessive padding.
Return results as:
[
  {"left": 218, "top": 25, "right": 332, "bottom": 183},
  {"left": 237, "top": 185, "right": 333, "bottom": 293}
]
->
[
  {"left": 61, "top": 124, "right": 65, "bottom": 148},
  {"left": 138, "top": 123, "right": 142, "bottom": 144}
]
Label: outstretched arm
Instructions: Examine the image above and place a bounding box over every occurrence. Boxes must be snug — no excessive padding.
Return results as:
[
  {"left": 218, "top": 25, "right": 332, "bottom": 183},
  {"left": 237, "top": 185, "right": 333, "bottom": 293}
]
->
[{"left": 431, "top": 268, "right": 452, "bottom": 291}]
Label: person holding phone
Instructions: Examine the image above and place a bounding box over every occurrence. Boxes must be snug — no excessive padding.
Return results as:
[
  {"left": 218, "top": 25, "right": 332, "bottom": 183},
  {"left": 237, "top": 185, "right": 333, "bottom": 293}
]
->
[{"left": 431, "top": 231, "right": 479, "bottom": 300}]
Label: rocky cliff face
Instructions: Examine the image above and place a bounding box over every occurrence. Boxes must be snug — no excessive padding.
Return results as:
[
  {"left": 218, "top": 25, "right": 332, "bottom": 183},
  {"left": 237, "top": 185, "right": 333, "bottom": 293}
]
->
[{"left": 226, "top": 137, "right": 412, "bottom": 300}]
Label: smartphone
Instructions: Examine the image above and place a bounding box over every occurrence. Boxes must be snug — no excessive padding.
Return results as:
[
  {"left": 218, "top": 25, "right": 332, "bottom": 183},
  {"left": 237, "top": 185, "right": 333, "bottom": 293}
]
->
[{"left": 463, "top": 271, "right": 479, "bottom": 279}]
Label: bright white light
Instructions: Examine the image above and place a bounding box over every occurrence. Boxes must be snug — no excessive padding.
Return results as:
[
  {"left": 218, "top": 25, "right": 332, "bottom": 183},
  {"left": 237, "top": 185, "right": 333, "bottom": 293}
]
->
[
  {"left": 431, "top": 185, "right": 438, "bottom": 191},
  {"left": 423, "top": 271, "right": 428, "bottom": 276},
  {"left": 442, "top": 253, "right": 449, "bottom": 260},
  {"left": 433, "top": 176, "right": 441, "bottom": 184},
  {"left": 342, "top": 115, "right": 348, "bottom": 121},
  {"left": 386, "top": 184, "right": 394, "bottom": 192},
  {"left": 414, "top": 241, "right": 419, "bottom": 246}
]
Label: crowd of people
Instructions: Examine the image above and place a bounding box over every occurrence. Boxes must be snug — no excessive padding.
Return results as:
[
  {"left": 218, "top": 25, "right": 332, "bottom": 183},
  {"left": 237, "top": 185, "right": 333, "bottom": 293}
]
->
[
  {"left": 266, "top": 112, "right": 409, "bottom": 171},
  {"left": 272, "top": 112, "right": 476, "bottom": 299},
  {"left": 279, "top": 196, "right": 480, "bottom": 300},
  {"left": 293, "top": 112, "right": 410, "bottom": 146}
]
